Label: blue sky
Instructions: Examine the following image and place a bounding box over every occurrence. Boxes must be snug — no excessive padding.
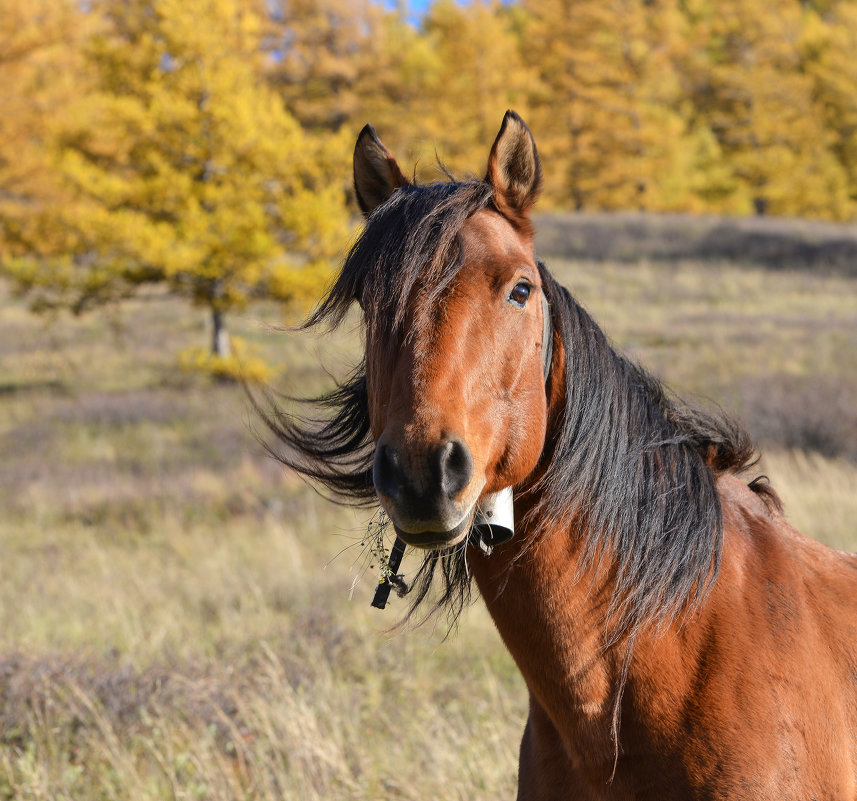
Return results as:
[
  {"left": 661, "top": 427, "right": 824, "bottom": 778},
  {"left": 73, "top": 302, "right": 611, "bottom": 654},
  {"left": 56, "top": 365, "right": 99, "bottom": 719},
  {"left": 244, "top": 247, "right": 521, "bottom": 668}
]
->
[
  {"left": 385, "top": 1, "right": 512, "bottom": 24},
  {"left": 409, "top": 0, "right": 434, "bottom": 14},
  {"left": 387, "top": 0, "right": 433, "bottom": 12},
  {"left": 384, "top": 0, "right": 450, "bottom": 23}
]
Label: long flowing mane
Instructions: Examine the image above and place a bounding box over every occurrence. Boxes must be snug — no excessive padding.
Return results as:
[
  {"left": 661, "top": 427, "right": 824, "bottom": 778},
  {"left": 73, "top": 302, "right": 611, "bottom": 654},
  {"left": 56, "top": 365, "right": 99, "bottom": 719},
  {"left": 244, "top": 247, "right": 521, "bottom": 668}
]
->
[
  {"left": 535, "top": 273, "right": 777, "bottom": 641},
  {"left": 259, "top": 179, "right": 776, "bottom": 638}
]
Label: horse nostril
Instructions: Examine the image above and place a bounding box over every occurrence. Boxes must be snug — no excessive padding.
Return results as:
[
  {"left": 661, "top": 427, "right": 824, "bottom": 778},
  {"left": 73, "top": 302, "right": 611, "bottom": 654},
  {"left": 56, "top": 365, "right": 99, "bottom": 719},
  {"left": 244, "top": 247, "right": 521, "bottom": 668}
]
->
[
  {"left": 373, "top": 443, "right": 402, "bottom": 501},
  {"left": 438, "top": 438, "right": 473, "bottom": 499}
]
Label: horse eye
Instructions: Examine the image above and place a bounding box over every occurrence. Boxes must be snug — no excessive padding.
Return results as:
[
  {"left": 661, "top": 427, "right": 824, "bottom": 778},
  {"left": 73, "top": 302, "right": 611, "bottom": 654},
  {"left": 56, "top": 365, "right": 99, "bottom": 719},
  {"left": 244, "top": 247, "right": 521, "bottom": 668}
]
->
[{"left": 508, "top": 282, "right": 531, "bottom": 308}]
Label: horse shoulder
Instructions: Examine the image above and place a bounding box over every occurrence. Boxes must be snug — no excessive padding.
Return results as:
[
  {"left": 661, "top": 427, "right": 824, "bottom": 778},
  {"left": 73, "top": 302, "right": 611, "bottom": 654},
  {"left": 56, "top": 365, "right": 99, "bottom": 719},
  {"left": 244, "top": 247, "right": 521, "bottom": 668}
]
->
[
  {"left": 715, "top": 470, "right": 857, "bottom": 633},
  {"left": 638, "top": 471, "right": 857, "bottom": 796}
]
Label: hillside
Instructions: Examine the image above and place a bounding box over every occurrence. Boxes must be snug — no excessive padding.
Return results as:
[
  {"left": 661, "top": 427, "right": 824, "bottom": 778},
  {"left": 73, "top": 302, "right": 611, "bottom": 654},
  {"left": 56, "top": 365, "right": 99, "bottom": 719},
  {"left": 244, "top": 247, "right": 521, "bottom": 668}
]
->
[{"left": 535, "top": 211, "right": 857, "bottom": 274}]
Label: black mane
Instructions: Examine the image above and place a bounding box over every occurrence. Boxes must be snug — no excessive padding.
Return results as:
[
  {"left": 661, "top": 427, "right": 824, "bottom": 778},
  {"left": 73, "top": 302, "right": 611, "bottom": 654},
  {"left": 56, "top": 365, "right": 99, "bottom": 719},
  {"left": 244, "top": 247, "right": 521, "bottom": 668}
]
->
[
  {"left": 533, "top": 271, "right": 767, "bottom": 641},
  {"left": 260, "top": 179, "right": 771, "bottom": 639}
]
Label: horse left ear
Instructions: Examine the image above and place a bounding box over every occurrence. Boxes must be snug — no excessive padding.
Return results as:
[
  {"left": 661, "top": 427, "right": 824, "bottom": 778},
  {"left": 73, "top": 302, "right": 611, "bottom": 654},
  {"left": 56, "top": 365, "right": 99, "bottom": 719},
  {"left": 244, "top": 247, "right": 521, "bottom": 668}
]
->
[
  {"left": 353, "top": 124, "right": 410, "bottom": 216},
  {"left": 486, "top": 110, "right": 542, "bottom": 223}
]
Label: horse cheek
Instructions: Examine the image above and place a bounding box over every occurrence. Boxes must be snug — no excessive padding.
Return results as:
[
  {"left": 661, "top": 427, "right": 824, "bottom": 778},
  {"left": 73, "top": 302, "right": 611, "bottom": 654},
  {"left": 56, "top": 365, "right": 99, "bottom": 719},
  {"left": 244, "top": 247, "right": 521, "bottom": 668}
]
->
[
  {"left": 519, "top": 377, "right": 549, "bottom": 476},
  {"left": 494, "top": 370, "right": 548, "bottom": 489}
]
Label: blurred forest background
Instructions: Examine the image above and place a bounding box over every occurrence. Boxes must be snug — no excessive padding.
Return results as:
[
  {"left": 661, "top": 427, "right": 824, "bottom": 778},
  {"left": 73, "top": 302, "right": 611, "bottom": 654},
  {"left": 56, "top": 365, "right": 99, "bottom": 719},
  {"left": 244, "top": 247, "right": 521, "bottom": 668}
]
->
[
  {"left": 2, "top": 0, "right": 857, "bottom": 799},
  {"left": 4, "top": 0, "right": 857, "bottom": 361}
]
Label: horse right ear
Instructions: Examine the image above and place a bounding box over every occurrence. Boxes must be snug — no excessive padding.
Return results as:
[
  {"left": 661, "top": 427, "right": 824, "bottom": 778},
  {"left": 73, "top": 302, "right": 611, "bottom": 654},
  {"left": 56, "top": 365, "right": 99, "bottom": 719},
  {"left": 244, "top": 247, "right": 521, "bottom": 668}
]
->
[
  {"left": 486, "top": 110, "right": 542, "bottom": 225},
  {"left": 353, "top": 124, "right": 409, "bottom": 216}
]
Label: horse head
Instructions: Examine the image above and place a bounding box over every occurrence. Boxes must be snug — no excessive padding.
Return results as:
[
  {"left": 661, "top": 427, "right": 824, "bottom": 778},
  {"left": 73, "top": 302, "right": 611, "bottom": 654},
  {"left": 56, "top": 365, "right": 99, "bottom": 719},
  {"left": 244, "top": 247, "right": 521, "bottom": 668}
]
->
[{"left": 353, "top": 112, "right": 553, "bottom": 549}]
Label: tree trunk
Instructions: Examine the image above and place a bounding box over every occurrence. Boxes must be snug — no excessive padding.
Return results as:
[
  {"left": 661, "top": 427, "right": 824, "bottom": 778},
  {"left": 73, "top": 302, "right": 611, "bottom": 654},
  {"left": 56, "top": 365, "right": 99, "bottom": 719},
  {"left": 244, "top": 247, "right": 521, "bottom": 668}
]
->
[{"left": 211, "top": 306, "right": 231, "bottom": 359}]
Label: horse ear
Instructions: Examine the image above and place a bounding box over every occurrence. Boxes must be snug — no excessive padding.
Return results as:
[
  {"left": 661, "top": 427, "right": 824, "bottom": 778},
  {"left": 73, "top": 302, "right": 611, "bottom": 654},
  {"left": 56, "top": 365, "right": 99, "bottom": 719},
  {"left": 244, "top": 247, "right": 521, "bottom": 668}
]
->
[
  {"left": 486, "top": 110, "right": 542, "bottom": 222},
  {"left": 353, "top": 124, "right": 409, "bottom": 216}
]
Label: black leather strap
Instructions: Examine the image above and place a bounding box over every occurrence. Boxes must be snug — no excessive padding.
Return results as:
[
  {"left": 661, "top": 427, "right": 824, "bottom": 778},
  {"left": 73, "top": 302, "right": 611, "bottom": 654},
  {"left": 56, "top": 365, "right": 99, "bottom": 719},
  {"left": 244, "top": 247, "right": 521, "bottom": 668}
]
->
[
  {"left": 370, "top": 536, "right": 407, "bottom": 609},
  {"left": 541, "top": 292, "right": 554, "bottom": 381}
]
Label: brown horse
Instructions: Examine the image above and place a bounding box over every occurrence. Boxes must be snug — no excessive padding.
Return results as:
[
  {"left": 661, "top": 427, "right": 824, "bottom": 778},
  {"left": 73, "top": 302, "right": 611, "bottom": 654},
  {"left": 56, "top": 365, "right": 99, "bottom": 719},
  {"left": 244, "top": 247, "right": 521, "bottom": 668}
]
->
[{"left": 265, "top": 111, "right": 857, "bottom": 799}]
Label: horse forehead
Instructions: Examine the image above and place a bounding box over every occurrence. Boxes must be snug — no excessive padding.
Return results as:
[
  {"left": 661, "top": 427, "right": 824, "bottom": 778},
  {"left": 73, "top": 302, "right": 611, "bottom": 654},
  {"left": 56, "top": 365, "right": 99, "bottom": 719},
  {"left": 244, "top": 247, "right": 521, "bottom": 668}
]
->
[{"left": 458, "top": 209, "right": 534, "bottom": 270}]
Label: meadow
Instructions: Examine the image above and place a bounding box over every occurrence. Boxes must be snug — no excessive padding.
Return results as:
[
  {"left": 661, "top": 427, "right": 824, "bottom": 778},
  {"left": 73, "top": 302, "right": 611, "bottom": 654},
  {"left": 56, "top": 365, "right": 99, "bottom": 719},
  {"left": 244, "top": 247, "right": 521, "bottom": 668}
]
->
[{"left": 1, "top": 217, "right": 856, "bottom": 800}]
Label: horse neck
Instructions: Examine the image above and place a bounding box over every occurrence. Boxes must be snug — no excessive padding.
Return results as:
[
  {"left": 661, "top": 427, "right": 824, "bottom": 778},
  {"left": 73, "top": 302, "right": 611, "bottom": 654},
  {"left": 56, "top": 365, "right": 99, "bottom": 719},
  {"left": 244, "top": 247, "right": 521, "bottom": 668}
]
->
[
  {"left": 464, "top": 326, "right": 658, "bottom": 765},
  {"left": 470, "top": 316, "right": 623, "bottom": 710},
  {"left": 468, "top": 512, "right": 628, "bottom": 756}
]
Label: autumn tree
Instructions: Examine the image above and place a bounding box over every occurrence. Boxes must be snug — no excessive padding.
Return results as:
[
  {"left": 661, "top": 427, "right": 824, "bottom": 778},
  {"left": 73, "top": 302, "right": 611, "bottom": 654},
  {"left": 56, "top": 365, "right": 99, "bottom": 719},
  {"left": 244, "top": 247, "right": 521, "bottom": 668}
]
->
[
  {"left": 31, "top": 0, "right": 350, "bottom": 361},
  {"left": 266, "top": 0, "right": 383, "bottom": 133},
  {"left": 519, "top": 0, "right": 702, "bottom": 211},
  {"left": 266, "top": 0, "right": 438, "bottom": 178},
  {"left": 267, "top": 0, "right": 533, "bottom": 185},
  {"left": 357, "top": 0, "right": 534, "bottom": 182},
  {"left": 345, "top": 8, "right": 441, "bottom": 174},
  {"left": 404, "top": 0, "right": 535, "bottom": 177}
]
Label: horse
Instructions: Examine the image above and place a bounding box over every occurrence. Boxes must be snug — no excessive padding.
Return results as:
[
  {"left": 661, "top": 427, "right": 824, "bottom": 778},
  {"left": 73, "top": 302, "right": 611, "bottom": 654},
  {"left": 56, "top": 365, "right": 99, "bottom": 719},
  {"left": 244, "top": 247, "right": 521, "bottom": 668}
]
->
[{"left": 264, "top": 111, "right": 857, "bottom": 799}]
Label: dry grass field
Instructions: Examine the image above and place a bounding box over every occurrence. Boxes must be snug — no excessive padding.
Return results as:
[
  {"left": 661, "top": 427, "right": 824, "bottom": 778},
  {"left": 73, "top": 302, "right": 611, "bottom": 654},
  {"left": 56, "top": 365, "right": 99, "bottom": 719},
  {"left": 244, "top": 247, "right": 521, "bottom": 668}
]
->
[{"left": 1, "top": 217, "right": 856, "bottom": 800}]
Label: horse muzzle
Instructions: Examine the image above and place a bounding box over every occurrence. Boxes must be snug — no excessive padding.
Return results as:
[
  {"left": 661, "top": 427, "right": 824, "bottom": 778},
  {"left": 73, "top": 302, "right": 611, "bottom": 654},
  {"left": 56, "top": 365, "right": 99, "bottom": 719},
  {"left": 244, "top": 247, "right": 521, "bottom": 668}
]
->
[
  {"left": 389, "top": 509, "right": 476, "bottom": 549},
  {"left": 372, "top": 435, "right": 482, "bottom": 549}
]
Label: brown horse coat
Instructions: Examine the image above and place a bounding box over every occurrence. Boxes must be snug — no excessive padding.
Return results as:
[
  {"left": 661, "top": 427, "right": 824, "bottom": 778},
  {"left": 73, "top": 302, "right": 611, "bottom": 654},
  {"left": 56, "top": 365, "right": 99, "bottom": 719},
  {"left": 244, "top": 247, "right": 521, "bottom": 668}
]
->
[{"left": 474, "top": 450, "right": 857, "bottom": 799}]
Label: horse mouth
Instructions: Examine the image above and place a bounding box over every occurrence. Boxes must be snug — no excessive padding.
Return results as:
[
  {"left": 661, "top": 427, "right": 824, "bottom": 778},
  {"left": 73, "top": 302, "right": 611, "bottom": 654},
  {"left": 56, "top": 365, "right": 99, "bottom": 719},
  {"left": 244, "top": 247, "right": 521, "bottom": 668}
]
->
[{"left": 392, "top": 508, "right": 475, "bottom": 550}]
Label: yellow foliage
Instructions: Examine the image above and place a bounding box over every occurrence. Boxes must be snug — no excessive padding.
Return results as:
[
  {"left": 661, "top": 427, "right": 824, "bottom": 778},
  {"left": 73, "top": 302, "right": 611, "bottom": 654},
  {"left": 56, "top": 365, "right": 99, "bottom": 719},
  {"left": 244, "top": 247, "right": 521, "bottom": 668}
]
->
[
  {"left": 678, "top": 0, "right": 853, "bottom": 218},
  {"left": 267, "top": 0, "right": 383, "bottom": 133},
  {"left": 521, "top": 0, "right": 699, "bottom": 211},
  {"left": 35, "top": 0, "right": 352, "bottom": 355},
  {"left": 411, "top": 0, "right": 537, "bottom": 178},
  {"left": 0, "top": 0, "right": 94, "bottom": 262},
  {"left": 5, "top": 0, "right": 857, "bottom": 350},
  {"left": 179, "top": 337, "right": 273, "bottom": 383},
  {"left": 269, "top": 0, "right": 534, "bottom": 185},
  {"left": 801, "top": 2, "right": 857, "bottom": 214}
]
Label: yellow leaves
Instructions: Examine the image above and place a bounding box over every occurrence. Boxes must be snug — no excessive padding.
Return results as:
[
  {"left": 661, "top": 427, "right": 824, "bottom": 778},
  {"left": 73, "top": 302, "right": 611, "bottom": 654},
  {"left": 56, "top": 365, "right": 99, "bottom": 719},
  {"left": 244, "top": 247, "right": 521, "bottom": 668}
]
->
[
  {"left": 267, "top": 258, "right": 336, "bottom": 312},
  {"left": 523, "top": 0, "right": 694, "bottom": 210},
  {"left": 269, "top": 0, "right": 384, "bottom": 131},
  {"left": 5, "top": 0, "right": 857, "bottom": 351},
  {"left": 0, "top": 0, "right": 358, "bottom": 368},
  {"left": 800, "top": 2, "right": 857, "bottom": 214},
  {"left": 0, "top": 0, "right": 94, "bottom": 261},
  {"left": 673, "top": 0, "right": 856, "bottom": 218},
  {"left": 42, "top": 0, "right": 350, "bottom": 347},
  {"left": 179, "top": 337, "right": 273, "bottom": 383},
  {"left": 515, "top": 0, "right": 857, "bottom": 218},
  {"left": 418, "top": 0, "right": 536, "bottom": 172}
]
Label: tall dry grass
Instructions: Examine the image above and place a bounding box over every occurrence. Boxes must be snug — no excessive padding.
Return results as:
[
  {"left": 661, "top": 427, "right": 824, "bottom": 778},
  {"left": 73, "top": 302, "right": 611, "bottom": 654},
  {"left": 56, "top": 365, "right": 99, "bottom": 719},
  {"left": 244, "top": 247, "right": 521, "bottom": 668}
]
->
[{"left": 1, "top": 236, "right": 855, "bottom": 799}]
